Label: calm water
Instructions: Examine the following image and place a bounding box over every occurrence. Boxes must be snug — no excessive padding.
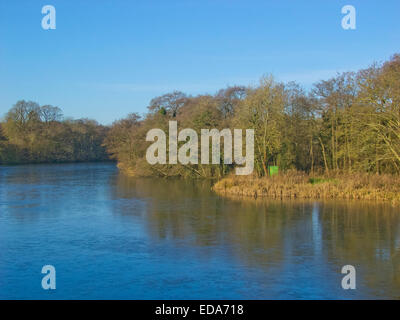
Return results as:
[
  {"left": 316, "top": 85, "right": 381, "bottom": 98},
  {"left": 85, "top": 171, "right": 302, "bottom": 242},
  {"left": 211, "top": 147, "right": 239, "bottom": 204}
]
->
[{"left": 0, "top": 162, "right": 399, "bottom": 299}]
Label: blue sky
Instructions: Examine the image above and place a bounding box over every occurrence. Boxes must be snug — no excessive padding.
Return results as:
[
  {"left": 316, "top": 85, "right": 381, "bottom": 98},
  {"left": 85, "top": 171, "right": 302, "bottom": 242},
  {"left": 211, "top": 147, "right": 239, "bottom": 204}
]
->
[{"left": 0, "top": 0, "right": 399, "bottom": 124}]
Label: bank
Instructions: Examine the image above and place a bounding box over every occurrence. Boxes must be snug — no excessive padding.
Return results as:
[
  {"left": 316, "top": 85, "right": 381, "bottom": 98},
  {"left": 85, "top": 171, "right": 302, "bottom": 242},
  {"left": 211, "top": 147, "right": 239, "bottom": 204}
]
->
[{"left": 212, "top": 171, "right": 400, "bottom": 205}]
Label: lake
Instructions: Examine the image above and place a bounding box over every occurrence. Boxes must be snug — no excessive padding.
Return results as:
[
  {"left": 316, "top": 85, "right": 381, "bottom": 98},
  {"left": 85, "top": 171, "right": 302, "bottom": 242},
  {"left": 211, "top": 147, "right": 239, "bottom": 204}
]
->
[{"left": 0, "top": 162, "right": 399, "bottom": 299}]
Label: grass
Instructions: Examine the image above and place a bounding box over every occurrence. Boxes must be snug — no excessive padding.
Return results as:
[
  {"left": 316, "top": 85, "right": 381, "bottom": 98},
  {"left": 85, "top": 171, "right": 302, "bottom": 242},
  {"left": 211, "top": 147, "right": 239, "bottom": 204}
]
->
[
  {"left": 308, "top": 177, "right": 337, "bottom": 185},
  {"left": 212, "top": 170, "right": 400, "bottom": 205}
]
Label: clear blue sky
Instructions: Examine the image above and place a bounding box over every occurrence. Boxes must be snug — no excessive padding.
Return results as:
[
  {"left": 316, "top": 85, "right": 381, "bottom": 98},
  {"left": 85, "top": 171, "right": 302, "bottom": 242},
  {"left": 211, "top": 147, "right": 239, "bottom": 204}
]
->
[{"left": 1, "top": 0, "right": 399, "bottom": 124}]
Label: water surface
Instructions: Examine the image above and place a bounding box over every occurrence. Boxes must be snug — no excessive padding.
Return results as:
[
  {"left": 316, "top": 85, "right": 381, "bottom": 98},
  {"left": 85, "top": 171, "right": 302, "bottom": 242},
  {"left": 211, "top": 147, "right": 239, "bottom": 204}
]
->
[{"left": 0, "top": 163, "right": 399, "bottom": 299}]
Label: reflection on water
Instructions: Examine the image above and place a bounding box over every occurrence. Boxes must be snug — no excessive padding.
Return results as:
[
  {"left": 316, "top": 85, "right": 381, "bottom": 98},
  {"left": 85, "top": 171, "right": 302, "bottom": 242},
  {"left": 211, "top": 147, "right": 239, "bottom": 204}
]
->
[{"left": 0, "top": 163, "right": 399, "bottom": 299}]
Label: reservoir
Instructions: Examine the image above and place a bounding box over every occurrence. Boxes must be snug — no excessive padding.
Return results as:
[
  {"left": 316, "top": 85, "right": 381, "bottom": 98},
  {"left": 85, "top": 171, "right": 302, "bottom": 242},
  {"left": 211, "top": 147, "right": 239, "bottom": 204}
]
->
[{"left": 0, "top": 162, "right": 399, "bottom": 299}]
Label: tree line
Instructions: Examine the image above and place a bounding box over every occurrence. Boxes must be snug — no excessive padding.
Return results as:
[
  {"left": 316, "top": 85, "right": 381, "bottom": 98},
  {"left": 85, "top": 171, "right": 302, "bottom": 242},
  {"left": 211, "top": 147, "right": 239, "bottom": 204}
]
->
[
  {"left": 0, "top": 101, "right": 109, "bottom": 164},
  {"left": 2, "top": 54, "right": 399, "bottom": 176},
  {"left": 104, "top": 54, "right": 400, "bottom": 178}
]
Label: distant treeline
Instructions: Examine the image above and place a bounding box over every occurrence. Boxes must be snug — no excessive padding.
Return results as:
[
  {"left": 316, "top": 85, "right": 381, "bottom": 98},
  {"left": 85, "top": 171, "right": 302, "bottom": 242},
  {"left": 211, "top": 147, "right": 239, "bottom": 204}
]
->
[
  {"left": 0, "top": 101, "right": 109, "bottom": 164},
  {"left": 104, "top": 54, "right": 400, "bottom": 178},
  {"left": 2, "top": 54, "right": 399, "bottom": 174}
]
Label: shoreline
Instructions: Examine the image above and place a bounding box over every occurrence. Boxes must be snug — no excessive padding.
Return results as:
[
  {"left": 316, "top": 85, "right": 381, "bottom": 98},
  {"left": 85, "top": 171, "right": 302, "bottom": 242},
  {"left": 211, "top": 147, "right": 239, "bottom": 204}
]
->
[
  {"left": 212, "top": 172, "right": 400, "bottom": 206},
  {"left": 0, "top": 159, "right": 116, "bottom": 167}
]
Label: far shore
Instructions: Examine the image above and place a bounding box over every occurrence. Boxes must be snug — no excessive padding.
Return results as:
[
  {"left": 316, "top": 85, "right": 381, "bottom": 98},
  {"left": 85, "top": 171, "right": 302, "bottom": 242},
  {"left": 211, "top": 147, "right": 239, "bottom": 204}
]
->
[
  {"left": 0, "top": 159, "right": 116, "bottom": 167},
  {"left": 4, "top": 160, "right": 400, "bottom": 207}
]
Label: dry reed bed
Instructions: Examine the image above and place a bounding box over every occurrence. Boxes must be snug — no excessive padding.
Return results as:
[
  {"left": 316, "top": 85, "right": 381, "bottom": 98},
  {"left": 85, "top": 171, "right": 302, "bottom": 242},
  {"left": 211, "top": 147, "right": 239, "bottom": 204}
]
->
[{"left": 212, "top": 171, "right": 400, "bottom": 205}]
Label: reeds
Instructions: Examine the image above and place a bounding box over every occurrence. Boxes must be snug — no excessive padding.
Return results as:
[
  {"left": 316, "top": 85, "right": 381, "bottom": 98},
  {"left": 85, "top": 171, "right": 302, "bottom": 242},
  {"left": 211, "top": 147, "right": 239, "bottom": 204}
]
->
[{"left": 212, "top": 170, "right": 400, "bottom": 205}]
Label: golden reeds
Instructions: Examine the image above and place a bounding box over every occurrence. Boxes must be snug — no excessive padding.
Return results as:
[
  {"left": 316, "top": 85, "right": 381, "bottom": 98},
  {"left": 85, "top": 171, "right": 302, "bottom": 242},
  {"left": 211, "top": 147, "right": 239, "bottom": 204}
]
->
[{"left": 212, "top": 171, "right": 400, "bottom": 205}]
